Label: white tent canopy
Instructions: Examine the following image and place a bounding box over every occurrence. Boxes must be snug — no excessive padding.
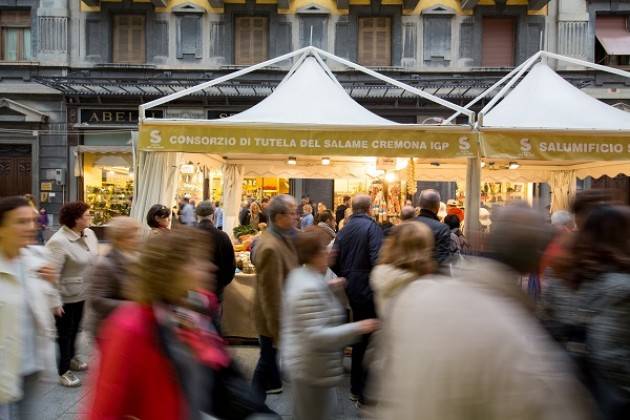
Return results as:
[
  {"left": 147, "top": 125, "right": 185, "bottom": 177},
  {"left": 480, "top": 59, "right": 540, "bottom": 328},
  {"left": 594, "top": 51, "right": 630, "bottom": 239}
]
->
[
  {"left": 483, "top": 62, "right": 630, "bottom": 130},
  {"left": 219, "top": 57, "right": 395, "bottom": 126}
]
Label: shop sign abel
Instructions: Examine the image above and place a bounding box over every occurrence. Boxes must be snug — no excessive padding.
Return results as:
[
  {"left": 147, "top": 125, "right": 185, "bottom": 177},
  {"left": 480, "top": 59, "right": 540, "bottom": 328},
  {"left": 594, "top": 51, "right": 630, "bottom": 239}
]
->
[
  {"left": 138, "top": 121, "right": 478, "bottom": 158},
  {"left": 81, "top": 109, "right": 164, "bottom": 125},
  {"left": 482, "top": 131, "right": 630, "bottom": 161}
]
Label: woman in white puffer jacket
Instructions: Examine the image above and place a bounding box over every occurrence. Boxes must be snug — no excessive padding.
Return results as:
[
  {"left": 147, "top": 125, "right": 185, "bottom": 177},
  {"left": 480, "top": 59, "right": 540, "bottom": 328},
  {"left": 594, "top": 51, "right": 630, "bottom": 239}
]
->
[{"left": 281, "top": 226, "right": 379, "bottom": 420}]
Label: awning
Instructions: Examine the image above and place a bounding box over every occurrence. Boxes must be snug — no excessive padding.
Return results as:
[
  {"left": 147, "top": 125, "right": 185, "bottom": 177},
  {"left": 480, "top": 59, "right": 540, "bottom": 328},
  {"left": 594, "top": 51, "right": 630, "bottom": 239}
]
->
[{"left": 596, "top": 16, "right": 630, "bottom": 56}]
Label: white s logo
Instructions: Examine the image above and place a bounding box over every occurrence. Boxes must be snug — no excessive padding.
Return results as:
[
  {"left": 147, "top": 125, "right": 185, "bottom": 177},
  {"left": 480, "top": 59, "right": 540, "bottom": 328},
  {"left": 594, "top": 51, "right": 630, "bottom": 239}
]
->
[{"left": 150, "top": 130, "right": 162, "bottom": 145}]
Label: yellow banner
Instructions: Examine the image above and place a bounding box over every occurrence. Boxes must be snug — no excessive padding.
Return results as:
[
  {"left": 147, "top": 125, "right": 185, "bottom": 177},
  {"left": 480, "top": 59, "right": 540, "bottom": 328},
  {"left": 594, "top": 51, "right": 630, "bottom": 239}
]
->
[
  {"left": 138, "top": 121, "right": 477, "bottom": 158},
  {"left": 481, "top": 131, "right": 630, "bottom": 161}
]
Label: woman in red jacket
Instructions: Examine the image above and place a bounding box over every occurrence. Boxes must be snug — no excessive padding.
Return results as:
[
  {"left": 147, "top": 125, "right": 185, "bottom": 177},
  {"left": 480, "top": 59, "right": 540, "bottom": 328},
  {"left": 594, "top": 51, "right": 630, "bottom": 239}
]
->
[{"left": 85, "top": 228, "right": 274, "bottom": 420}]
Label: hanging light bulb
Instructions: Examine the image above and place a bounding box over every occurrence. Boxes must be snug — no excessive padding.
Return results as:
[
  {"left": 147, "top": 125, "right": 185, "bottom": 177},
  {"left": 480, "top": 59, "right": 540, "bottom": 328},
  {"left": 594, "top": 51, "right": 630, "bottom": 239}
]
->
[
  {"left": 508, "top": 162, "right": 520, "bottom": 170},
  {"left": 288, "top": 156, "right": 297, "bottom": 165},
  {"left": 385, "top": 172, "right": 397, "bottom": 183},
  {"left": 321, "top": 157, "right": 330, "bottom": 166},
  {"left": 480, "top": 161, "right": 486, "bottom": 168}
]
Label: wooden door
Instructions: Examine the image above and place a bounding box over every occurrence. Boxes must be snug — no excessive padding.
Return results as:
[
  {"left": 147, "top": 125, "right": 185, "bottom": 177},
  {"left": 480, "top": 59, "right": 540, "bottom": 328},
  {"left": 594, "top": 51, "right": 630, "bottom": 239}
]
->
[
  {"left": 482, "top": 17, "right": 515, "bottom": 67},
  {"left": 0, "top": 144, "right": 31, "bottom": 196}
]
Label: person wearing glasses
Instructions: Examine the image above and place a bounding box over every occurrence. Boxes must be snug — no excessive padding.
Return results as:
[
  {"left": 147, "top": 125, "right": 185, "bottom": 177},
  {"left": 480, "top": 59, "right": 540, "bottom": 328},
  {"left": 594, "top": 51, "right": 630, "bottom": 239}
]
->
[{"left": 46, "top": 201, "right": 98, "bottom": 387}]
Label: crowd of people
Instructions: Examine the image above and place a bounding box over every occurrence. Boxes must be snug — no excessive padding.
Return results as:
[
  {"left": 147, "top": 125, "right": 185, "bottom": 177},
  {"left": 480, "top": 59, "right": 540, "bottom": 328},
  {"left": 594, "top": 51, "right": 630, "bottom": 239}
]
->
[{"left": 0, "top": 188, "right": 628, "bottom": 420}]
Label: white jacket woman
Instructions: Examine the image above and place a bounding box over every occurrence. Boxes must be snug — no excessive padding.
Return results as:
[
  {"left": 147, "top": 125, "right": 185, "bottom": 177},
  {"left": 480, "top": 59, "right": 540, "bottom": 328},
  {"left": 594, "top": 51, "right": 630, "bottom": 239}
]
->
[{"left": 281, "top": 227, "right": 378, "bottom": 420}]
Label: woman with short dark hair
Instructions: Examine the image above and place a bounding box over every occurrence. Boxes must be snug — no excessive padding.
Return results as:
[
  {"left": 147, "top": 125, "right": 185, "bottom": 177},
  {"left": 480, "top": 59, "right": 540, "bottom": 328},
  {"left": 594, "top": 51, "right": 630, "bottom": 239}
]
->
[
  {"left": 46, "top": 201, "right": 98, "bottom": 387},
  {"left": 541, "top": 205, "right": 630, "bottom": 419},
  {"left": 146, "top": 204, "right": 171, "bottom": 233}
]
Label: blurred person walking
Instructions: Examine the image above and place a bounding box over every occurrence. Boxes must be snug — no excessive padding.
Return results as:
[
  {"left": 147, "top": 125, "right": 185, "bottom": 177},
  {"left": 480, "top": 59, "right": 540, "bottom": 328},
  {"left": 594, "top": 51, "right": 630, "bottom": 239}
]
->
[
  {"left": 147, "top": 204, "right": 172, "bottom": 234},
  {"left": 416, "top": 189, "right": 452, "bottom": 265},
  {"left": 338, "top": 207, "right": 352, "bottom": 231},
  {"left": 444, "top": 214, "right": 468, "bottom": 256},
  {"left": 331, "top": 194, "right": 384, "bottom": 405},
  {"left": 250, "top": 202, "right": 262, "bottom": 230},
  {"left": 370, "top": 222, "right": 436, "bottom": 317},
  {"left": 374, "top": 204, "right": 593, "bottom": 420},
  {"left": 46, "top": 201, "right": 98, "bottom": 387},
  {"left": 87, "top": 217, "right": 142, "bottom": 341},
  {"left": 399, "top": 206, "right": 416, "bottom": 222},
  {"left": 251, "top": 195, "right": 299, "bottom": 401},
  {"left": 281, "top": 227, "right": 379, "bottom": 420},
  {"left": 335, "top": 196, "right": 351, "bottom": 226},
  {"left": 300, "top": 204, "right": 314, "bottom": 229},
  {"left": 179, "top": 198, "right": 196, "bottom": 226},
  {"left": 85, "top": 228, "right": 276, "bottom": 420},
  {"left": 36, "top": 208, "right": 48, "bottom": 245},
  {"left": 541, "top": 205, "right": 630, "bottom": 420},
  {"left": 239, "top": 201, "right": 251, "bottom": 227},
  {"left": 214, "top": 201, "right": 224, "bottom": 230},
  {"left": 0, "top": 197, "right": 57, "bottom": 420},
  {"left": 196, "top": 201, "right": 236, "bottom": 303},
  {"left": 316, "top": 210, "right": 336, "bottom": 248}
]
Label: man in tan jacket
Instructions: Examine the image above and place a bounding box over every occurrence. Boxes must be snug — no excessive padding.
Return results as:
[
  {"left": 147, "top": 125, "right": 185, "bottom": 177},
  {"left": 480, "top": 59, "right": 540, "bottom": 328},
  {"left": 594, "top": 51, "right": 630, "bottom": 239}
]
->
[
  {"left": 374, "top": 204, "right": 595, "bottom": 420},
  {"left": 251, "top": 194, "right": 299, "bottom": 402}
]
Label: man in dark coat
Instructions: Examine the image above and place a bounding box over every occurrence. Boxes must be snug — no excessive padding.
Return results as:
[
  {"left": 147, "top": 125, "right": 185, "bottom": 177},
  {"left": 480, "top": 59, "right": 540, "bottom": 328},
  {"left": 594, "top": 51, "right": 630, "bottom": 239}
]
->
[
  {"left": 331, "top": 194, "right": 384, "bottom": 405},
  {"left": 416, "top": 189, "right": 452, "bottom": 265},
  {"left": 196, "top": 201, "right": 236, "bottom": 302},
  {"left": 335, "top": 195, "right": 351, "bottom": 226}
]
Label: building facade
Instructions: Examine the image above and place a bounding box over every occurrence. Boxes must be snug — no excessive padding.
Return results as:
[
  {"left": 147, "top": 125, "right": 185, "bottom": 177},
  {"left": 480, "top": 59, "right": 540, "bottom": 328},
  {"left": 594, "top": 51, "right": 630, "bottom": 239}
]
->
[{"left": 1, "top": 0, "right": 630, "bottom": 222}]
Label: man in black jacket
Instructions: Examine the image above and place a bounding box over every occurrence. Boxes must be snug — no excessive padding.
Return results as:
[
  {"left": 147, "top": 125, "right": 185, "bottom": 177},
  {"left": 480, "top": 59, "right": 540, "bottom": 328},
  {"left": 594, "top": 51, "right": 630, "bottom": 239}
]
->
[
  {"left": 196, "top": 201, "right": 236, "bottom": 302},
  {"left": 335, "top": 195, "right": 351, "bottom": 226},
  {"left": 331, "top": 194, "right": 383, "bottom": 405},
  {"left": 416, "top": 189, "right": 452, "bottom": 265}
]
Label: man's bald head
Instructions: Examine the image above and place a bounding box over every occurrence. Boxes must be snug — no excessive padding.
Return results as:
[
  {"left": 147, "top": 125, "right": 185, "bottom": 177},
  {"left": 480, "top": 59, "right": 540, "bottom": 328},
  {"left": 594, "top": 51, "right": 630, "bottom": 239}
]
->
[
  {"left": 352, "top": 194, "right": 372, "bottom": 215},
  {"left": 488, "top": 204, "right": 553, "bottom": 274},
  {"left": 400, "top": 206, "right": 416, "bottom": 221},
  {"left": 419, "top": 189, "right": 441, "bottom": 214}
]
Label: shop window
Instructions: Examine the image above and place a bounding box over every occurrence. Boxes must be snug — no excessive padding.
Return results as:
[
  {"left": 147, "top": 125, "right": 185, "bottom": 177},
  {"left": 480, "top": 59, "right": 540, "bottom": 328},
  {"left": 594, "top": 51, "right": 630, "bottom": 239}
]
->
[
  {"left": 83, "top": 153, "right": 134, "bottom": 226},
  {"left": 234, "top": 16, "right": 268, "bottom": 65},
  {"left": 358, "top": 17, "right": 392, "bottom": 67},
  {"left": 112, "top": 14, "right": 146, "bottom": 64},
  {"left": 0, "top": 10, "right": 32, "bottom": 61},
  {"left": 595, "top": 15, "right": 630, "bottom": 68},
  {"left": 481, "top": 17, "right": 516, "bottom": 67},
  {"left": 423, "top": 15, "right": 452, "bottom": 65}
]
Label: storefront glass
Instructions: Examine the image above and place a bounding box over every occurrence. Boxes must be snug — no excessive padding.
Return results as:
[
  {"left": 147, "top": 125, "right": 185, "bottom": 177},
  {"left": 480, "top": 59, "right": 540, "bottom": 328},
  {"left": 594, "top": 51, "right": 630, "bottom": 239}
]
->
[{"left": 83, "top": 152, "right": 133, "bottom": 226}]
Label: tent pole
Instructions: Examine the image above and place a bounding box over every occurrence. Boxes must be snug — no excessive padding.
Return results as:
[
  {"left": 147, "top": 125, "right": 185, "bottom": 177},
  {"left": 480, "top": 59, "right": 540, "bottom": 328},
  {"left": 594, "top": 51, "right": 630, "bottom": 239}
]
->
[
  {"left": 442, "top": 59, "right": 530, "bottom": 124},
  {"left": 464, "top": 156, "right": 481, "bottom": 239},
  {"left": 312, "top": 50, "right": 345, "bottom": 90},
  {"left": 139, "top": 46, "right": 314, "bottom": 119},
  {"left": 542, "top": 51, "right": 630, "bottom": 79},
  {"left": 478, "top": 51, "right": 543, "bottom": 118},
  {"left": 279, "top": 51, "right": 309, "bottom": 86},
  {"left": 312, "top": 47, "right": 475, "bottom": 123}
]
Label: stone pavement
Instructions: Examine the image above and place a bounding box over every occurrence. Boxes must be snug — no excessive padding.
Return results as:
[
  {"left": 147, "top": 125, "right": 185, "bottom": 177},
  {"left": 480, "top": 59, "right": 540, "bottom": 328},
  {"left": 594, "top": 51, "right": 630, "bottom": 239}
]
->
[{"left": 38, "top": 334, "right": 362, "bottom": 420}]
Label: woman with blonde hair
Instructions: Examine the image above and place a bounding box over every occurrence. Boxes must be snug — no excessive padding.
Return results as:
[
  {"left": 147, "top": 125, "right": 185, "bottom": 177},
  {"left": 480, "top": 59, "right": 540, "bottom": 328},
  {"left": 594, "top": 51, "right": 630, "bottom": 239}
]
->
[
  {"left": 250, "top": 201, "right": 262, "bottom": 229},
  {"left": 370, "top": 221, "right": 436, "bottom": 317}
]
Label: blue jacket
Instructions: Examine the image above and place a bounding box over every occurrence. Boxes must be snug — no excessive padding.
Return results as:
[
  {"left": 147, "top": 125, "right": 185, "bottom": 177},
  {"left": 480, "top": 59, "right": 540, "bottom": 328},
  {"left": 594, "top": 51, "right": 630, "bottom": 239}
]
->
[{"left": 331, "top": 214, "right": 384, "bottom": 307}]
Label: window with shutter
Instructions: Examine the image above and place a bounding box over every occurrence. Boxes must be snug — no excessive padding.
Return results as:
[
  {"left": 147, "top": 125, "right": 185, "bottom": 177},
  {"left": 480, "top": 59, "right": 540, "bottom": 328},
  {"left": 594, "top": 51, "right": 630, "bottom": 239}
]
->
[
  {"left": 0, "top": 10, "right": 32, "bottom": 61},
  {"left": 177, "top": 15, "right": 201, "bottom": 59},
  {"left": 481, "top": 17, "right": 515, "bottom": 67},
  {"left": 358, "top": 17, "right": 391, "bottom": 67},
  {"left": 423, "top": 15, "right": 451, "bottom": 64},
  {"left": 234, "top": 16, "right": 268, "bottom": 65},
  {"left": 113, "top": 14, "right": 146, "bottom": 64}
]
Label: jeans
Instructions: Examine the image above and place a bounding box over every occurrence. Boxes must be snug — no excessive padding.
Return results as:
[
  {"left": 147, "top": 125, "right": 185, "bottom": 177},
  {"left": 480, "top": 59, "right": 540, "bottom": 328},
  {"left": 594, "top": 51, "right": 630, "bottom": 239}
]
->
[
  {"left": 251, "top": 336, "right": 282, "bottom": 403},
  {"left": 349, "top": 302, "right": 376, "bottom": 404},
  {"left": 55, "top": 301, "right": 85, "bottom": 375}
]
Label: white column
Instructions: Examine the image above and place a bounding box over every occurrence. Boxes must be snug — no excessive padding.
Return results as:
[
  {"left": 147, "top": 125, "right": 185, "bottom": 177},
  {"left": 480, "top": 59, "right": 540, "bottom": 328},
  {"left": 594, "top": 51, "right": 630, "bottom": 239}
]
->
[{"left": 464, "top": 156, "right": 481, "bottom": 238}]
